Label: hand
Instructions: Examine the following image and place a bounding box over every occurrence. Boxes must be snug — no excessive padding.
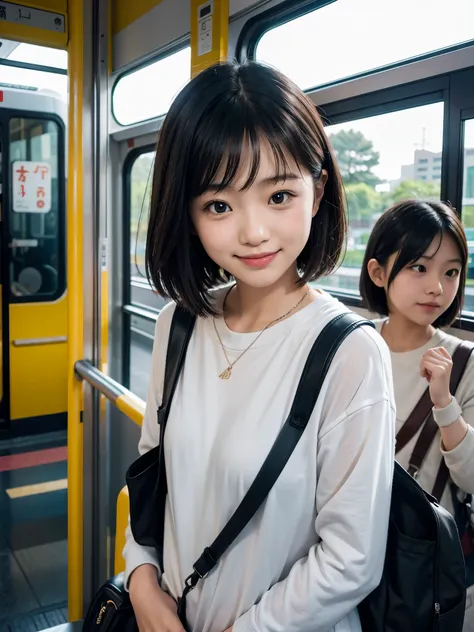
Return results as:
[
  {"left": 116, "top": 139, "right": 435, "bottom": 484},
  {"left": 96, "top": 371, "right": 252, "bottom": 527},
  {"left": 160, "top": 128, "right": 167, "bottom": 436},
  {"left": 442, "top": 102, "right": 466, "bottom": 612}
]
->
[
  {"left": 129, "top": 564, "right": 186, "bottom": 632},
  {"left": 420, "top": 347, "right": 453, "bottom": 409}
]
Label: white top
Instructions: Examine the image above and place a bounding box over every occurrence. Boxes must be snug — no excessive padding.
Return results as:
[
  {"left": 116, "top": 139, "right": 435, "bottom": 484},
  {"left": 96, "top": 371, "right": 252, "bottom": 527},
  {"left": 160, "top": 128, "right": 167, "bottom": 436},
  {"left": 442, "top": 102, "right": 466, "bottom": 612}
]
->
[
  {"left": 374, "top": 319, "right": 474, "bottom": 516},
  {"left": 123, "top": 289, "right": 396, "bottom": 632}
]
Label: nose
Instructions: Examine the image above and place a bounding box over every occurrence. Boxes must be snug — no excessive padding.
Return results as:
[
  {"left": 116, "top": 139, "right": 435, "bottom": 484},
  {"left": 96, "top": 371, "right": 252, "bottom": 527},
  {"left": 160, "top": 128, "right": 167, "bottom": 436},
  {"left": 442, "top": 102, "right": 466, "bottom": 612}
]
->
[
  {"left": 238, "top": 208, "right": 270, "bottom": 246},
  {"left": 425, "top": 273, "right": 443, "bottom": 296}
]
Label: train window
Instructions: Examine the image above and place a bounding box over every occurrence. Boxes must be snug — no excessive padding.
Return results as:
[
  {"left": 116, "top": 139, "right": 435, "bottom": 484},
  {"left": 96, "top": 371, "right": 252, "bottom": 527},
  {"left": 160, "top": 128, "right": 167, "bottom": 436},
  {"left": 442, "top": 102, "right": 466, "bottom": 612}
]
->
[
  {"left": 113, "top": 47, "right": 191, "bottom": 126},
  {"left": 8, "top": 117, "right": 65, "bottom": 302},
  {"left": 255, "top": 0, "right": 473, "bottom": 91},
  {"left": 130, "top": 151, "right": 153, "bottom": 281},
  {"left": 462, "top": 118, "right": 474, "bottom": 315},
  {"left": 7, "top": 44, "right": 68, "bottom": 70},
  {"left": 128, "top": 150, "right": 170, "bottom": 308},
  {"left": 129, "top": 314, "right": 155, "bottom": 401},
  {"left": 0, "top": 65, "right": 68, "bottom": 101},
  {"left": 316, "top": 101, "right": 444, "bottom": 295},
  {"left": 125, "top": 150, "right": 169, "bottom": 393}
]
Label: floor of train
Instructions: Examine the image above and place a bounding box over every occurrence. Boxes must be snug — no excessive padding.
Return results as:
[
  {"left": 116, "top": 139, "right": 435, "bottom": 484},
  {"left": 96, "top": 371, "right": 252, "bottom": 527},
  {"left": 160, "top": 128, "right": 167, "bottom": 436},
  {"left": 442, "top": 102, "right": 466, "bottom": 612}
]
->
[
  {"left": 0, "top": 339, "right": 150, "bottom": 630},
  {"left": 0, "top": 430, "right": 68, "bottom": 631}
]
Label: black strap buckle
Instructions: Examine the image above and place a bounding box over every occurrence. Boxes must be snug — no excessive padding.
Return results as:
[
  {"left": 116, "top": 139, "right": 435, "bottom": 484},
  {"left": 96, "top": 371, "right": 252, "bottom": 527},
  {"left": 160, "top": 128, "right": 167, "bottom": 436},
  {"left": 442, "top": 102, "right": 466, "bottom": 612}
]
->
[{"left": 193, "top": 547, "right": 217, "bottom": 579}]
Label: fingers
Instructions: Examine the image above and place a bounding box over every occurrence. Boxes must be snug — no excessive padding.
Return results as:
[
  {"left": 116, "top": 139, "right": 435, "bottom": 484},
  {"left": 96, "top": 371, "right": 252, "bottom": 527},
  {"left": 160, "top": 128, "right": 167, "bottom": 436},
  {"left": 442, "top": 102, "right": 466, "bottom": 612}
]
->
[
  {"left": 424, "top": 347, "right": 452, "bottom": 362},
  {"left": 420, "top": 358, "right": 448, "bottom": 380}
]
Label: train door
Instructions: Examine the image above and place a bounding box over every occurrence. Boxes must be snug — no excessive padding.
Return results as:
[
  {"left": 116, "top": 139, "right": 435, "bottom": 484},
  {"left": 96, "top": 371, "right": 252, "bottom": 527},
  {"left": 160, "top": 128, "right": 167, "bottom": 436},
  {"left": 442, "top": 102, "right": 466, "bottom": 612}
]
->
[{"left": 0, "top": 110, "right": 67, "bottom": 435}]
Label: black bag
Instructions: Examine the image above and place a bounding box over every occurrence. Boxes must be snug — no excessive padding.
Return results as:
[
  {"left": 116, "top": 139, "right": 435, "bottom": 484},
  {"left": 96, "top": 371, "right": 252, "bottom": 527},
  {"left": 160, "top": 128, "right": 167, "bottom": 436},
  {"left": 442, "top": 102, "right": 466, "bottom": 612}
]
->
[
  {"left": 82, "top": 572, "right": 137, "bottom": 631},
  {"left": 358, "top": 463, "right": 466, "bottom": 631}
]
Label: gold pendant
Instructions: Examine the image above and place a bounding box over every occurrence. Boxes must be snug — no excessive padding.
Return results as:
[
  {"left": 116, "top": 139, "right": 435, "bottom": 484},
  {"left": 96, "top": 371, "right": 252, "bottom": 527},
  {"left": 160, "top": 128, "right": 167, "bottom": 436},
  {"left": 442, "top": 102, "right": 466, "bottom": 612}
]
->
[{"left": 219, "top": 367, "right": 232, "bottom": 380}]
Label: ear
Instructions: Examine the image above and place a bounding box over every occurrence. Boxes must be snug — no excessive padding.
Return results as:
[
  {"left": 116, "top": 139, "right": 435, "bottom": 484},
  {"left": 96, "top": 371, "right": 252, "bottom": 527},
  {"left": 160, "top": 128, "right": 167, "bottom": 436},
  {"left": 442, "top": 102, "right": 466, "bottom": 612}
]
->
[
  {"left": 312, "top": 169, "right": 328, "bottom": 218},
  {"left": 367, "top": 258, "right": 387, "bottom": 287}
]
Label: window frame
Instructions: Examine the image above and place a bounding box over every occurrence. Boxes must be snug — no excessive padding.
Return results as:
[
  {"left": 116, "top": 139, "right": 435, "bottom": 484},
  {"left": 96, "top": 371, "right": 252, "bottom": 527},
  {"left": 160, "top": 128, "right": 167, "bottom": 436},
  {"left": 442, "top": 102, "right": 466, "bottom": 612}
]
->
[
  {"left": 3, "top": 110, "right": 67, "bottom": 304},
  {"left": 111, "top": 43, "right": 191, "bottom": 127},
  {"left": 237, "top": 0, "right": 474, "bottom": 93}
]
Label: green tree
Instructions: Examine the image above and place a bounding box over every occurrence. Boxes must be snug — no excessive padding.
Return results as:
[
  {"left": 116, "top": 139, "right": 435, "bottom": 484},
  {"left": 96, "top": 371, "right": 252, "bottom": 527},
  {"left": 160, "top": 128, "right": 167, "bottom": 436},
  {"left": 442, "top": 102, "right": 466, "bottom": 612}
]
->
[
  {"left": 345, "top": 182, "right": 381, "bottom": 220},
  {"left": 329, "top": 129, "right": 381, "bottom": 186},
  {"left": 388, "top": 179, "right": 440, "bottom": 204},
  {"left": 462, "top": 205, "right": 474, "bottom": 229}
]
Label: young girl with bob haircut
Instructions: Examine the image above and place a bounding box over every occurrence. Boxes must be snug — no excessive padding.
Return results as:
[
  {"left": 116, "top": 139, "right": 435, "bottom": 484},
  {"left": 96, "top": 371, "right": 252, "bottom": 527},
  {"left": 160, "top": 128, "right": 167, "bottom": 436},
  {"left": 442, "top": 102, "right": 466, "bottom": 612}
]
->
[
  {"left": 124, "top": 61, "right": 396, "bottom": 632},
  {"left": 360, "top": 200, "right": 474, "bottom": 630}
]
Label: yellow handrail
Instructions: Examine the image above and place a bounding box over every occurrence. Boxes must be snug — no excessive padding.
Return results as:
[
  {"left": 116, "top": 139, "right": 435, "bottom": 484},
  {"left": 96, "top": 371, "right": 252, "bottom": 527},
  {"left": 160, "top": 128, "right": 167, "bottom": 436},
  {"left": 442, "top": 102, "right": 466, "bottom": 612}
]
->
[
  {"left": 75, "top": 360, "right": 144, "bottom": 427},
  {"left": 74, "top": 361, "right": 145, "bottom": 576}
]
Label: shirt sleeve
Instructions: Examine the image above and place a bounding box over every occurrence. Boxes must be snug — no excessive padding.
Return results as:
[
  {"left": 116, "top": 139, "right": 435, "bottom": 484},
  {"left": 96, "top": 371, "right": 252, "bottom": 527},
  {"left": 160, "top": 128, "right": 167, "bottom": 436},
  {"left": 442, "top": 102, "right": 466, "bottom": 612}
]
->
[
  {"left": 233, "top": 331, "right": 396, "bottom": 632},
  {"left": 440, "top": 353, "right": 474, "bottom": 494},
  {"left": 123, "top": 301, "right": 176, "bottom": 589}
]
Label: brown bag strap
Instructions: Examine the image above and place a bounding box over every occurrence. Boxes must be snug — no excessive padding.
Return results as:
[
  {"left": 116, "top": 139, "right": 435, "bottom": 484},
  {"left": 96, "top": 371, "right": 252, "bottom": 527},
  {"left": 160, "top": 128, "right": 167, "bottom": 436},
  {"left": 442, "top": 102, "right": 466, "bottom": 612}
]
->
[
  {"left": 395, "top": 388, "right": 432, "bottom": 453},
  {"left": 406, "top": 414, "right": 438, "bottom": 478},
  {"left": 431, "top": 340, "right": 474, "bottom": 500}
]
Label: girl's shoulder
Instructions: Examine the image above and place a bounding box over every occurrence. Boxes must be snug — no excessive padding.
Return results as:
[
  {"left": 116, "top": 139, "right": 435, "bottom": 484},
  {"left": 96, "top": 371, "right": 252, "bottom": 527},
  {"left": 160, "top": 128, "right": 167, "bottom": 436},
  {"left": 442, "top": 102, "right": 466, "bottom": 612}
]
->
[
  {"left": 152, "top": 285, "right": 230, "bottom": 340},
  {"left": 433, "top": 329, "right": 474, "bottom": 407},
  {"left": 436, "top": 328, "right": 474, "bottom": 356},
  {"left": 321, "top": 303, "right": 392, "bottom": 387}
]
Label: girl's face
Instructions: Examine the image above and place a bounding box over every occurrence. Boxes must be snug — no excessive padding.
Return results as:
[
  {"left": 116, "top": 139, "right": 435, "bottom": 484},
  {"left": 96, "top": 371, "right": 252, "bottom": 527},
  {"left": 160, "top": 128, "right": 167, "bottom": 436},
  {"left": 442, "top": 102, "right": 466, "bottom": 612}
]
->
[
  {"left": 190, "top": 139, "right": 327, "bottom": 290},
  {"left": 369, "top": 233, "right": 463, "bottom": 326}
]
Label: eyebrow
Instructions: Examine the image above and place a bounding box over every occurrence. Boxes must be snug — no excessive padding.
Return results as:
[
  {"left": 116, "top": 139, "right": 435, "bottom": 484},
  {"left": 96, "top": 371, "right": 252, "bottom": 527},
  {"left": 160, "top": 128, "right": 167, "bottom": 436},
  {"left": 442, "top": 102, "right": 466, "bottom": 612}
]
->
[
  {"left": 205, "top": 172, "right": 301, "bottom": 191},
  {"left": 418, "top": 255, "right": 463, "bottom": 264}
]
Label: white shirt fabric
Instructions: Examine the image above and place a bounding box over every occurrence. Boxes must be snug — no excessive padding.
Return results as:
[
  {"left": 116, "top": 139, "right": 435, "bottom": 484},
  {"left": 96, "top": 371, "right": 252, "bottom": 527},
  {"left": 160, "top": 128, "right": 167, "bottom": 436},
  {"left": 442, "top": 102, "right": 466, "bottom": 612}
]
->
[
  {"left": 124, "top": 289, "right": 396, "bottom": 632},
  {"left": 373, "top": 319, "right": 474, "bottom": 516}
]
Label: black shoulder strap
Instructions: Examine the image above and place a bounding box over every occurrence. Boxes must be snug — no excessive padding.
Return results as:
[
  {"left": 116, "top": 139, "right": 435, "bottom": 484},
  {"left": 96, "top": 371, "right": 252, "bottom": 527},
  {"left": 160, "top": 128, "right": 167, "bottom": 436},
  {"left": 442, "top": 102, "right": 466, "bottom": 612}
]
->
[
  {"left": 157, "top": 306, "right": 196, "bottom": 428},
  {"left": 187, "top": 313, "right": 374, "bottom": 584}
]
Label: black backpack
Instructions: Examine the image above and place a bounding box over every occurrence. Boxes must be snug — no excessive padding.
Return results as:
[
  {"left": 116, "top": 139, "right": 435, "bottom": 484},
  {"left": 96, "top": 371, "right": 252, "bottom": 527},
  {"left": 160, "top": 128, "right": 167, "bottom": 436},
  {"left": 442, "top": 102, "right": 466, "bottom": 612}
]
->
[{"left": 84, "top": 308, "right": 466, "bottom": 632}]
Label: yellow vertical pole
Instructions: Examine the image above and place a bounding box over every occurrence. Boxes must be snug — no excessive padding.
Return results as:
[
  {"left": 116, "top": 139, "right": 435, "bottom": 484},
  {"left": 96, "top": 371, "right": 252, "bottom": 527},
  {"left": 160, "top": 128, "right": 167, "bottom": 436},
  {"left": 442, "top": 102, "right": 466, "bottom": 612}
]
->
[
  {"left": 67, "top": 0, "right": 84, "bottom": 621},
  {"left": 190, "top": 0, "right": 228, "bottom": 78}
]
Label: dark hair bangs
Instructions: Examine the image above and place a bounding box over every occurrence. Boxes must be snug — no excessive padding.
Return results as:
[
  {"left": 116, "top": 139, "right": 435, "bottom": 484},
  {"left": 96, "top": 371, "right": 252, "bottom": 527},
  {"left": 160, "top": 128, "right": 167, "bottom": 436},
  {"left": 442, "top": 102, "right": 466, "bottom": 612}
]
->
[
  {"left": 386, "top": 210, "right": 445, "bottom": 287},
  {"left": 187, "top": 93, "right": 325, "bottom": 200}
]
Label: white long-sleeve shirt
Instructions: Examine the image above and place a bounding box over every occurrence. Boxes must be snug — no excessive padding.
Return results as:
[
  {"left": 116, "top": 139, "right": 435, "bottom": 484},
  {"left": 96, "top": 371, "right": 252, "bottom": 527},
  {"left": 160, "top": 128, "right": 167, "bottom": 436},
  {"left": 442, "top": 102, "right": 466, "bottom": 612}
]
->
[
  {"left": 124, "top": 289, "right": 396, "bottom": 632},
  {"left": 374, "top": 319, "right": 474, "bottom": 516}
]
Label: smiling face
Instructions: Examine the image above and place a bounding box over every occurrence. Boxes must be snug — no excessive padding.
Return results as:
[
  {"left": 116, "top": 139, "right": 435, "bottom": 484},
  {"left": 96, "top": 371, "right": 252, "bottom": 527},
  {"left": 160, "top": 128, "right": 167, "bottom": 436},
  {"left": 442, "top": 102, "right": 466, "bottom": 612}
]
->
[
  {"left": 369, "top": 232, "right": 463, "bottom": 326},
  {"left": 190, "top": 139, "right": 327, "bottom": 290}
]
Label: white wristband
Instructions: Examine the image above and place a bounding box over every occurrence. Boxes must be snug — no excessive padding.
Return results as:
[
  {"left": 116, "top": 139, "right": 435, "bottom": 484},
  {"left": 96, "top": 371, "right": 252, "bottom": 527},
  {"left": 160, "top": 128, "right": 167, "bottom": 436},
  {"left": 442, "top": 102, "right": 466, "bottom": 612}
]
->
[{"left": 432, "top": 396, "right": 462, "bottom": 428}]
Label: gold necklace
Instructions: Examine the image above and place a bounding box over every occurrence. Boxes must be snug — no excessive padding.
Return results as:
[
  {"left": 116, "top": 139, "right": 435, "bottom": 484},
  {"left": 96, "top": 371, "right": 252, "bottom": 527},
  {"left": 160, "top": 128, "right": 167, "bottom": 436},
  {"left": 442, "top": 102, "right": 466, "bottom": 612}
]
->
[{"left": 213, "top": 286, "right": 311, "bottom": 380}]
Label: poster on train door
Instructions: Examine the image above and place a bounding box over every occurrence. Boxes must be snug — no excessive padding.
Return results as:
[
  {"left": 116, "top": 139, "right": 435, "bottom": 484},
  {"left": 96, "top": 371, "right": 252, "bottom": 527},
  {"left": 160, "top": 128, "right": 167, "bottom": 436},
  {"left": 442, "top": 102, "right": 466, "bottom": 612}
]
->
[{"left": 12, "top": 161, "right": 52, "bottom": 213}]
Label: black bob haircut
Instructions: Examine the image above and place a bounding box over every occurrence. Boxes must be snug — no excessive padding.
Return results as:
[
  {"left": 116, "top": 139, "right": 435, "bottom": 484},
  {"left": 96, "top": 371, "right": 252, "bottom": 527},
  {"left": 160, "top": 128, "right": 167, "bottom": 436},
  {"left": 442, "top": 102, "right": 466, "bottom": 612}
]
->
[
  {"left": 360, "top": 200, "right": 468, "bottom": 328},
  {"left": 145, "top": 60, "right": 346, "bottom": 316}
]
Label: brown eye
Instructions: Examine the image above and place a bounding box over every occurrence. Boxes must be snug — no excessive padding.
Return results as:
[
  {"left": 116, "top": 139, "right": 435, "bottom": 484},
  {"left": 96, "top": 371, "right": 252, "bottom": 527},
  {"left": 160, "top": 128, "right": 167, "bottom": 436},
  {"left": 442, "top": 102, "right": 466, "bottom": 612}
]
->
[
  {"left": 206, "top": 201, "right": 231, "bottom": 215},
  {"left": 269, "top": 191, "right": 293, "bottom": 205},
  {"left": 446, "top": 268, "right": 460, "bottom": 278}
]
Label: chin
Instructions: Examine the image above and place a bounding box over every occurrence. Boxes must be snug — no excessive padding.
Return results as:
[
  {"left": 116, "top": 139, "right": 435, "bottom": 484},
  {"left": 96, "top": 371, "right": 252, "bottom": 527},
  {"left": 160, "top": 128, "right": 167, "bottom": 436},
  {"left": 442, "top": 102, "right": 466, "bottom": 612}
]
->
[
  {"left": 407, "top": 311, "right": 439, "bottom": 327},
  {"left": 228, "top": 266, "right": 291, "bottom": 289}
]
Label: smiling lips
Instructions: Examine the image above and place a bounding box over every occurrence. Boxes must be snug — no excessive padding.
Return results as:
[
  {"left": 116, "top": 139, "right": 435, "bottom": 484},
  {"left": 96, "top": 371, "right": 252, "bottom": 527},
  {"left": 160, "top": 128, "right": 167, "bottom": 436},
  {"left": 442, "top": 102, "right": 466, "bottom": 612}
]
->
[
  {"left": 418, "top": 302, "right": 441, "bottom": 310},
  {"left": 236, "top": 251, "right": 279, "bottom": 268}
]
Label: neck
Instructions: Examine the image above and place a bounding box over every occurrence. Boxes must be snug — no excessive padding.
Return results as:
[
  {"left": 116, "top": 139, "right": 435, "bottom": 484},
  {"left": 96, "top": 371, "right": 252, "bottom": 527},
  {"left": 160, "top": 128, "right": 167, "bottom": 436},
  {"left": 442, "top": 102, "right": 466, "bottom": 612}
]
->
[
  {"left": 224, "top": 268, "right": 314, "bottom": 333},
  {"left": 382, "top": 312, "right": 436, "bottom": 352}
]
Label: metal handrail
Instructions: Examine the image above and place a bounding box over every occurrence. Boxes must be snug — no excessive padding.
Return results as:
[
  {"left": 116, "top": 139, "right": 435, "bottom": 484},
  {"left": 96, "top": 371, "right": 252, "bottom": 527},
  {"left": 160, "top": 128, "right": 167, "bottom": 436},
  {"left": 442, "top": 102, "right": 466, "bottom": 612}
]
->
[
  {"left": 123, "top": 303, "right": 159, "bottom": 322},
  {"left": 75, "top": 360, "right": 145, "bottom": 426}
]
